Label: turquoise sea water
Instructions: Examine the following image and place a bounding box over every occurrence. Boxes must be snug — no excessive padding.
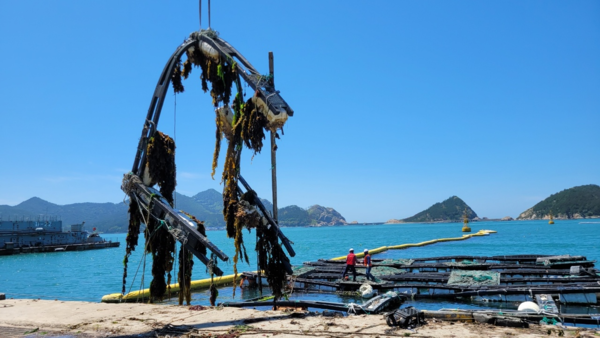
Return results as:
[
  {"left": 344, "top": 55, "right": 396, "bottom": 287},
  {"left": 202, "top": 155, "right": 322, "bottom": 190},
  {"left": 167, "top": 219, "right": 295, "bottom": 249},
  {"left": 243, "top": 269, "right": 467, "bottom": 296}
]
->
[{"left": 1, "top": 219, "right": 599, "bottom": 311}]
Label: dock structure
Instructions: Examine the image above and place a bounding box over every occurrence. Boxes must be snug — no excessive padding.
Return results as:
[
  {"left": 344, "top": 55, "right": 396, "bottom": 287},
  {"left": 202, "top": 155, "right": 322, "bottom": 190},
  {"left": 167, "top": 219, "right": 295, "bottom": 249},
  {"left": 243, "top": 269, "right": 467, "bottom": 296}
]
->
[
  {"left": 0, "top": 241, "right": 119, "bottom": 256},
  {"left": 0, "top": 220, "right": 120, "bottom": 256}
]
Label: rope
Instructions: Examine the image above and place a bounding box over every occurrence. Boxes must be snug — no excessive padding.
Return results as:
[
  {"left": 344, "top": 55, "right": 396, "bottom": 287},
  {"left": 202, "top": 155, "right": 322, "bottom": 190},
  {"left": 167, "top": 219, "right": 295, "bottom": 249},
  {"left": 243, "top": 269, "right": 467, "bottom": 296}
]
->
[{"left": 347, "top": 303, "right": 360, "bottom": 315}]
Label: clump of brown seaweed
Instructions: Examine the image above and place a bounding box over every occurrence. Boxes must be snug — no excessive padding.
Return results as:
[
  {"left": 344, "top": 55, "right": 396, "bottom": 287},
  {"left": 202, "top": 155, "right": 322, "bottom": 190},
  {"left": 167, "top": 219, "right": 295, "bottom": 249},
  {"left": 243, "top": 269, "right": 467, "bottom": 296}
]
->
[{"left": 145, "top": 131, "right": 177, "bottom": 301}]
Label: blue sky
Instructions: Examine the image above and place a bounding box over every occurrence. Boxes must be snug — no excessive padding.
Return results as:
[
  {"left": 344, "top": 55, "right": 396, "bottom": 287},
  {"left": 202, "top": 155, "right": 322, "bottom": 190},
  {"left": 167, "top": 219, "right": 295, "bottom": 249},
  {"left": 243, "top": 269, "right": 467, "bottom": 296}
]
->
[{"left": 1, "top": 1, "right": 598, "bottom": 221}]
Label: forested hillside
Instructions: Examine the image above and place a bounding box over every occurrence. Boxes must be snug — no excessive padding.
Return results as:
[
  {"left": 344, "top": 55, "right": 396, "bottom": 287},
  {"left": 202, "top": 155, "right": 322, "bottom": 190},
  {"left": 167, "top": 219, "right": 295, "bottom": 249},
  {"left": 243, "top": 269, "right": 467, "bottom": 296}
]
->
[
  {"left": 402, "top": 196, "right": 477, "bottom": 223},
  {"left": 1, "top": 190, "right": 346, "bottom": 232},
  {"left": 518, "top": 184, "right": 600, "bottom": 219}
]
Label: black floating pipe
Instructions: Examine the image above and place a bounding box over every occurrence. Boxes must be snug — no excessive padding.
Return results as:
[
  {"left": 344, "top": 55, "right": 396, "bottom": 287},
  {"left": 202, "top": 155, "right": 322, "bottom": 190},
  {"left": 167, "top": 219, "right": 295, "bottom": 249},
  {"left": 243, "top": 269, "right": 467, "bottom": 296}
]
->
[{"left": 238, "top": 175, "right": 295, "bottom": 257}]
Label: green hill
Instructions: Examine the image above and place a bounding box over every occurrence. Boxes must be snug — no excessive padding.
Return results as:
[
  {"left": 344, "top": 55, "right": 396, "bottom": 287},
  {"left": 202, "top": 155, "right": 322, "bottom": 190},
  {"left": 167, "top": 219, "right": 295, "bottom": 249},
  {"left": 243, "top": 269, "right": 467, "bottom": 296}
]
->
[
  {"left": 517, "top": 184, "right": 600, "bottom": 220},
  {"left": 403, "top": 196, "right": 477, "bottom": 223},
  {"left": 0, "top": 197, "right": 129, "bottom": 233},
  {"left": 1, "top": 191, "right": 346, "bottom": 232},
  {"left": 278, "top": 205, "right": 311, "bottom": 227}
]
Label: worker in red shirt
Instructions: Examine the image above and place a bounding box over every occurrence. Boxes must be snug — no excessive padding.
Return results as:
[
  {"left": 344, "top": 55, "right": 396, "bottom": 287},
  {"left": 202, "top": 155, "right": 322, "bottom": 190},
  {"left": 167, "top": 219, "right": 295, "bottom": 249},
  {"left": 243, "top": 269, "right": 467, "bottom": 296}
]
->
[
  {"left": 363, "top": 249, "right": 375, "bottom": 281},
  {"left": 341, "top": 248, "right": 357, "bottom": 281}
]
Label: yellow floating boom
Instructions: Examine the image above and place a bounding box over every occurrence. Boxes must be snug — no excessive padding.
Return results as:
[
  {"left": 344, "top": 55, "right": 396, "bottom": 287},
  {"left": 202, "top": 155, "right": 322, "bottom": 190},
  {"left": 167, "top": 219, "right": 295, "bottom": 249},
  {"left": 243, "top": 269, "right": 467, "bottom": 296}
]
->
[
  {"left": 330, "top": 230, "right": 496, "bottom": 261},
  {"left": 102, "top": 273, "right": 243, "bottom": 303},
  {"left": 102, "top": 229, "right": 497, "bottom": 303}
]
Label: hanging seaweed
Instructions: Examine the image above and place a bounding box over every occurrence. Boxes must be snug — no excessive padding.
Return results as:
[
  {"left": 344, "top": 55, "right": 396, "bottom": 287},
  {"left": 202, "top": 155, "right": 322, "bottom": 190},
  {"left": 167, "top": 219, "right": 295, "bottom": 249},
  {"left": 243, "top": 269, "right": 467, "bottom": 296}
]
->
[
  {"left": 182, "top": 58, "right": 193, "bottom": 80},
  {"left": 211, "top": 111, "right": 222, "bottom": 179},
  {"left": 144, "top": 131, "right": 178, "bottom": 301},
  {"left": 183, "top": 43, "right": 235, "bottom": 107},
  {"left": 207, "top": 253, "right": 219, "bottom": 306},
  {"left": 221, "top": 92, "right": 250, "bottom": 293},
  {"left": 236, "top": 192, "right": 264, "bottom": 230},
  {"left": 145, "top": 217, "right": 176, "bottom": 301},
  {"left": 240, "top": 96, "right": 268, "bottom": 156},
  {"left": 171, "top": 61, "right": 184, "bottom": 93},
  {"left": 146, "top": 131, "right": 176, "bottom": 205},
  {"left": 122, "top": 198, "right": 142, "bottom": 294},
  {"left": 175, "top": 212, "right": 206, "bottom": 305},
  {"left": 255, "top": 218, "right": 290, "bottom": 301},
  {"left": 177, "top": 245, "right": 193, "bottom": 305}
]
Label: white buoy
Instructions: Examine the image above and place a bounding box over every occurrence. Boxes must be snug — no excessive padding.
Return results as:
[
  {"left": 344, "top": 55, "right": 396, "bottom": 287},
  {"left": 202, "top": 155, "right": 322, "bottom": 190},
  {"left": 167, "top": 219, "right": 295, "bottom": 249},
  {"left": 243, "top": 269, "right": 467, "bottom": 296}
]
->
[{"left": 518, "top": 301, "right": 540, "bottom": 313}]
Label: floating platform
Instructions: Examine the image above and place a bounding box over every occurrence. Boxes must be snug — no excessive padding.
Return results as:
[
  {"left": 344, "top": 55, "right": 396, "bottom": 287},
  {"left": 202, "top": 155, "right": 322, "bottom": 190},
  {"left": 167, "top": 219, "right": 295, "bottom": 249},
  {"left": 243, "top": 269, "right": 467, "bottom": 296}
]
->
[
  {"left": 0, "top": 241, "right": 120, "bottom": 255},
  {"left": 239, "top": 253, "right": 600, "bottom": 306}
]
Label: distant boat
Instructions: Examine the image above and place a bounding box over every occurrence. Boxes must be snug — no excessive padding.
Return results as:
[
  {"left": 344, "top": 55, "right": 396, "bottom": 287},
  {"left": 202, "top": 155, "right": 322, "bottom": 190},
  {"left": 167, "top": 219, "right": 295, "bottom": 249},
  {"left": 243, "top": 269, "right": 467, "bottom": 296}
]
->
[{"left": 548, "top": 210, "right": 555, "bottom": 225}]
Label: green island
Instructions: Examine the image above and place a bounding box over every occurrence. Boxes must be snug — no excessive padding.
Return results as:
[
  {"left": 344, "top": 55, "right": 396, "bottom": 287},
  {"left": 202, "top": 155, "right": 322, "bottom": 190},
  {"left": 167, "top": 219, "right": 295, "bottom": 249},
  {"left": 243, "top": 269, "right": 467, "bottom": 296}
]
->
[
  {"left": 388, "top": 196, "right": 477, "bottom": 223},
  {"left": 517, "top": 184, "right": 600, "bottom": 220}
]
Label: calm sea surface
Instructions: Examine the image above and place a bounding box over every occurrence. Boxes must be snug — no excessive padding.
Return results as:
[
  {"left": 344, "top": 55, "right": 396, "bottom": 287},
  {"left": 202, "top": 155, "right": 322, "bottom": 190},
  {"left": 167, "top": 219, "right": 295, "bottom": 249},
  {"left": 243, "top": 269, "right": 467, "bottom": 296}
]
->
[{"left": 1, "top": 219, "right": 599, "bottom": 312}]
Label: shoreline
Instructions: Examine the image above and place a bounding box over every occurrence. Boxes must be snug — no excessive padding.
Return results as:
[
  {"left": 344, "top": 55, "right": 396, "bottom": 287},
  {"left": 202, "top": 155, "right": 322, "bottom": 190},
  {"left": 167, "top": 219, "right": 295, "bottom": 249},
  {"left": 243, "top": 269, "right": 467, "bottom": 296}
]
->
[
  {"left": 94, "top": 217, "right": 600, "bottom": 234},
  {"left": 1, "top": 299, "right": 593, "bottom": 337}
]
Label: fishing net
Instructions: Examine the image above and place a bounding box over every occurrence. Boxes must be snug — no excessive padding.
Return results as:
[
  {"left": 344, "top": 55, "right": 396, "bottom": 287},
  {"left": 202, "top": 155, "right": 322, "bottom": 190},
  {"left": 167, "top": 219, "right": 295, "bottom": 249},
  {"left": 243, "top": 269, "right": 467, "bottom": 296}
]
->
[
  {"left": 336, "top": 266, "right": 406, "bottom": 283},
  {"left": 447, "top": 270, "right": 500, "bottom": 286},
  {"left": 370, "top": 266, "right": 406, "bottom": 282},
  {"left": 379, "top": 259, "right": 415, "bottom": 266},
  {"left": 292, "top": 266, "right": 317, "bottom": 278}
]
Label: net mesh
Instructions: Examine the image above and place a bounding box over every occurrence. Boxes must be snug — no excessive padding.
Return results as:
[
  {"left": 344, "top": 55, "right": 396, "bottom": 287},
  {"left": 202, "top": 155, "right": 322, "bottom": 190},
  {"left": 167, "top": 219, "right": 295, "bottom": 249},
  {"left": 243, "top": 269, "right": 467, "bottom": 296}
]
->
[
  {"left": 292, "top": 265, "right": 316, "bottom": 278},
  {"left": 447, "top": 269, "right": 500, "bottom": 286},
  {"left": 444, "top": 260, "right": 481, "bottom": 267},
  {"left": 378, "top": 258, "right": 415, "bottom": 266}
]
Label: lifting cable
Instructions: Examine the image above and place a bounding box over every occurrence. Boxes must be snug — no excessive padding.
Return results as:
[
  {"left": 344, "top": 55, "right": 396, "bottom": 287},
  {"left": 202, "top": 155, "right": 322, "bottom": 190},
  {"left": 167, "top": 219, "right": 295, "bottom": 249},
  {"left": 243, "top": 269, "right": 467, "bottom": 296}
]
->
[{"left": 199, "top": 0, "right": 212, "bottom": 30}]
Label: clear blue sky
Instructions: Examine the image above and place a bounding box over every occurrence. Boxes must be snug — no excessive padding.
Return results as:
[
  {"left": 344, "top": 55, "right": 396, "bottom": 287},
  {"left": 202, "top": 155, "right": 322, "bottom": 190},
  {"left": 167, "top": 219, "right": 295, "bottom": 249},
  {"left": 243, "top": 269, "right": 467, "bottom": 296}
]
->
[{"left": 1, "top": 1, "right": 598, "bottom": 221}]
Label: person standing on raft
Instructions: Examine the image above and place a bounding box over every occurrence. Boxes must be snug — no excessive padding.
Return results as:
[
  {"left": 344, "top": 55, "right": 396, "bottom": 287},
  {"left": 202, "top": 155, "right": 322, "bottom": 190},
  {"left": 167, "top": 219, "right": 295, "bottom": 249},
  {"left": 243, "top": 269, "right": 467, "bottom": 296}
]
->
[
  {"left": 363, "top": 249, "right": 375, "bottom": 281},
  {"left": 341, "top": 248, "right": 357, "bottom": 281}
]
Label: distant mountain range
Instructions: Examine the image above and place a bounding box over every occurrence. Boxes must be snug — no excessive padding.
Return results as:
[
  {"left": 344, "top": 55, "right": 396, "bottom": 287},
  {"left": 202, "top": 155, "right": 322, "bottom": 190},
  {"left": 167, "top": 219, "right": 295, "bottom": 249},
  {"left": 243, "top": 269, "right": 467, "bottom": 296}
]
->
[
  {"left": 517, "top": 184, "right": 600, "bottom": 220},
  {"left": 0, "top": 189, "right": 347, "bottom": 233},
  {"left": 387, "top": 196, "right": 477, "bottom": 223}
]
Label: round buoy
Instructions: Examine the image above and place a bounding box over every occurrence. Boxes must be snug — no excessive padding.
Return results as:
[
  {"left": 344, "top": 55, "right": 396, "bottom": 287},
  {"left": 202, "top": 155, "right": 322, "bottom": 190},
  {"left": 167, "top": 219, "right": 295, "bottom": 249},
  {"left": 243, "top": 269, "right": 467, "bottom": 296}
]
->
[{"left": 517, "top": 301, "right": 540, "bottom": 313}]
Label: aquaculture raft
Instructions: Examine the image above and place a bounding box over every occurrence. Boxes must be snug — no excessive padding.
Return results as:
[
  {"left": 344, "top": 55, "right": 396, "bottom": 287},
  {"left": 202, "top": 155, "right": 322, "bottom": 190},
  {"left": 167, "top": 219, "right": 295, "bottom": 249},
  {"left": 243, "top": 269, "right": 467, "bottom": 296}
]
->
[{"left": 240, "top": 254, "right": 600, "bottom": 305}]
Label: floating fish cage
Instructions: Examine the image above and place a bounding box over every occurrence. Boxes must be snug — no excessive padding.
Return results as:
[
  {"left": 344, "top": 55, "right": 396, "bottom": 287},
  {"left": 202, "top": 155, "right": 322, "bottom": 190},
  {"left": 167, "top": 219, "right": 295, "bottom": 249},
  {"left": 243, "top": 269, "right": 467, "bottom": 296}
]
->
[{"left": 242, "top": 254, "right": 600, "bottom": 305}]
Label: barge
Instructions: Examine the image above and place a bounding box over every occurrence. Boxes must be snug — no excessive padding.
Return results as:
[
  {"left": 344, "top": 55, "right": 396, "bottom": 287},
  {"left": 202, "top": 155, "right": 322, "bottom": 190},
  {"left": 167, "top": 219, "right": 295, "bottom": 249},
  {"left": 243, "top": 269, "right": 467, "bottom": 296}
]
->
[{"left": 0, "top": 218, "right": 119, "bottom": 255}]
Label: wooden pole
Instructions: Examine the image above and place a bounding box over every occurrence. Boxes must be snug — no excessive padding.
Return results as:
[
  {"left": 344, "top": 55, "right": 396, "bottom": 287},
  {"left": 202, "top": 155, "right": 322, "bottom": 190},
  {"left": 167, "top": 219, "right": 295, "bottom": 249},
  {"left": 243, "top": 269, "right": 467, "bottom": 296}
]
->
[
  {"left": 269, "top": 51, "right": 277, "bottom": 308},
  {"left": 269, "top": 51, "right": 278, "bottom": 222}
]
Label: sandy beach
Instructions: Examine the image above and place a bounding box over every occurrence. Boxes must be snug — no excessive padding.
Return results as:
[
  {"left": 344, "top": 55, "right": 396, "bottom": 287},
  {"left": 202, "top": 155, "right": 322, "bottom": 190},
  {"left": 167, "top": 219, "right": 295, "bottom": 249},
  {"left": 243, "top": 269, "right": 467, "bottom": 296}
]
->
[{"left": 1, "top": 299, "right": 597, "bottom": 337}]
